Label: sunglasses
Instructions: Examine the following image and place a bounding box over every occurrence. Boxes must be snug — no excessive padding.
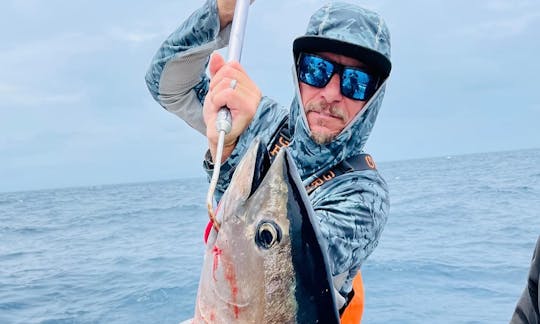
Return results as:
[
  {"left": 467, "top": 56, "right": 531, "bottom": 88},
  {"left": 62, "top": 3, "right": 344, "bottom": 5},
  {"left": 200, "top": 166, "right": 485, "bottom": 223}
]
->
[{"left": 297, "top": 53, "right": 379, "bottom": 101}]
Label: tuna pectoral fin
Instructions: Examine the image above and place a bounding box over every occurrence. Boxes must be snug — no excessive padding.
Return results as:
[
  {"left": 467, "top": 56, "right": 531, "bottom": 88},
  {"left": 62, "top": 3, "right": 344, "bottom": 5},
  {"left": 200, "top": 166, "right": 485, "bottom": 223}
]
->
[
  {"left": 274, "top": 149, "right": 340, "bottom": 323},
  {"left": 332, "top": 272, "right": 348, "bottom": 309},
  {"left": 178, "top": 319, "right": 192, "bottom": 324}
]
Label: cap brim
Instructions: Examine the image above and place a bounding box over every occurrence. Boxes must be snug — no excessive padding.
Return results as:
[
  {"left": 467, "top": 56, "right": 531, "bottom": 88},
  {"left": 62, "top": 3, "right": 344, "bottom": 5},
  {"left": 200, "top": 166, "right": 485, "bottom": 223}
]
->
[{"left": 293, "top": 36, "right": 391, "bottom": 78}]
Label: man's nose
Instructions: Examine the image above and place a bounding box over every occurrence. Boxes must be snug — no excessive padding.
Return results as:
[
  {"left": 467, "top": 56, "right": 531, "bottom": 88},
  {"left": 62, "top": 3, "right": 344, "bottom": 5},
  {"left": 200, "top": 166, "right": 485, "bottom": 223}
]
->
[{"left": 320, "top": 74, "right": 343, "bottom": 102}]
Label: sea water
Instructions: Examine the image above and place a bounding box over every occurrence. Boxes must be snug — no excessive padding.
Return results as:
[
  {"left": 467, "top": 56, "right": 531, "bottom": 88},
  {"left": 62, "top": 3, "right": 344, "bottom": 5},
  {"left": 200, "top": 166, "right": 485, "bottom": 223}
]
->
[{"left": 1, "top": 148, "right": 539, "bottom": 324}]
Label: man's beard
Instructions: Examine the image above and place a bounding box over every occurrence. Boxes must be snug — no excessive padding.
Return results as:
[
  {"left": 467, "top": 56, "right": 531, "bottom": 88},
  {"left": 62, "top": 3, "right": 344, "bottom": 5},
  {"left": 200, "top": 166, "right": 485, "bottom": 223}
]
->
[{"left": 304, "top": 101, "right": 347, "bottom": 145}]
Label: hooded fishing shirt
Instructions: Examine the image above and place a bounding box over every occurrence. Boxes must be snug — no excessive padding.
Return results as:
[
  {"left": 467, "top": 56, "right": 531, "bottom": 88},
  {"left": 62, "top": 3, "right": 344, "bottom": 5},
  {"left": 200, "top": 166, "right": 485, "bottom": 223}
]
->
[{"left": 145, "top": 0, "right": 390, "bottom": 307}]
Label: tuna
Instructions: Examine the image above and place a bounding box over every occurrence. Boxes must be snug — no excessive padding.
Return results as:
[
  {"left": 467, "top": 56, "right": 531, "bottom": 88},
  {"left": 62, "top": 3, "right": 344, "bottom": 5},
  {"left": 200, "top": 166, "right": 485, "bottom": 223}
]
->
[{"left": 191, "top": 138, "right": 339, "bottom": 323}]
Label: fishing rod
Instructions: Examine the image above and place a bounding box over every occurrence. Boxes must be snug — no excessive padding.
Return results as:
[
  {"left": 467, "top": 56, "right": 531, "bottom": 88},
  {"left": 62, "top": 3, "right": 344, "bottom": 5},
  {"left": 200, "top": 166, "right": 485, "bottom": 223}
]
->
[{"left": 207, "top": 0, "right": 252, "bottom": 230}]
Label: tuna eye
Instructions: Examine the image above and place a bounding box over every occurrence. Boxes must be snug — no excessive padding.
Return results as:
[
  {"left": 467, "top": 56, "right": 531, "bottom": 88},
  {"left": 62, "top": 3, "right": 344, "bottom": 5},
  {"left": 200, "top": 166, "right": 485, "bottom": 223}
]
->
[{"left": 255, "top": 221, "right": 282, "bottom": 249}]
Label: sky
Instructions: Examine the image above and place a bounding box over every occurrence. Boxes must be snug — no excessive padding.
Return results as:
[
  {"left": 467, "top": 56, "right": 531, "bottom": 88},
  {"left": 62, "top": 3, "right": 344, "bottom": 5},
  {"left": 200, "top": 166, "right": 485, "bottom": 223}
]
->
[{"left": 1, "top": 0, "right": 539, "bottom": 193}]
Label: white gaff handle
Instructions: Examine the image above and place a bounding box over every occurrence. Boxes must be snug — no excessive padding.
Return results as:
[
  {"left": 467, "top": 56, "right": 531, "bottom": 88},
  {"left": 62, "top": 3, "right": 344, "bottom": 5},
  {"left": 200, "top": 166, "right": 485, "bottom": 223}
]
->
[{"left": 207, "top": 0, "right": 252, "bottom": 226}]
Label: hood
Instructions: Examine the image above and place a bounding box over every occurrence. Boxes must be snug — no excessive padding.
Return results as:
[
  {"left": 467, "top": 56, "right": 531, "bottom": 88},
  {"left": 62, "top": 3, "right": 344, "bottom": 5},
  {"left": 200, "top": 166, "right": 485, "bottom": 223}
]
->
[{"left": 287, "top": 2, "right": 392, "bottom": 182}]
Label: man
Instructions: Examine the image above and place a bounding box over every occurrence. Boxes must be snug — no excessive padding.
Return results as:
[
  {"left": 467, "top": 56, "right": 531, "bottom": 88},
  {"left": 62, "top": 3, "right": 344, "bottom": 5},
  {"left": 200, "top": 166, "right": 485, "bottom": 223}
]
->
[
  {"left": 145, "top": 0, "right": 391, "bottom": 314},
  {"left": 510, "top": 236, "right": 540, "bottom": 323}
]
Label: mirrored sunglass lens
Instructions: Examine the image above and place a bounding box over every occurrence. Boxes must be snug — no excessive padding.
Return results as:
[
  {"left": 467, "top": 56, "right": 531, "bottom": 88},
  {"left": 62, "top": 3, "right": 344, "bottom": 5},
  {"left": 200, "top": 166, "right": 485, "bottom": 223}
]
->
[
  {"left": 299, "top": 55, "right": 333, "bottom": 87},
  {"left": 341, "top": 68, "right": 372, "bottom": 100}
]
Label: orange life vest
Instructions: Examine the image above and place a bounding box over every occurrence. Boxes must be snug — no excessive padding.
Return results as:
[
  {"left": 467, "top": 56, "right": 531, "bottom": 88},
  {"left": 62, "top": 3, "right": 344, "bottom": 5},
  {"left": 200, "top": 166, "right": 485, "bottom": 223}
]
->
[{"left": 340, "top": 272, "right": 364, "bottom": 324}]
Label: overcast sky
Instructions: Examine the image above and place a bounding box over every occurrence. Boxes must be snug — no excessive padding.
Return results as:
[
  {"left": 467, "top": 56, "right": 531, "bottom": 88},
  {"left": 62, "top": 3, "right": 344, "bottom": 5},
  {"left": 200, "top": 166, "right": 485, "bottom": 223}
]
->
[{"left": 1, "top": 0, "right": 539, "bottom": 192}]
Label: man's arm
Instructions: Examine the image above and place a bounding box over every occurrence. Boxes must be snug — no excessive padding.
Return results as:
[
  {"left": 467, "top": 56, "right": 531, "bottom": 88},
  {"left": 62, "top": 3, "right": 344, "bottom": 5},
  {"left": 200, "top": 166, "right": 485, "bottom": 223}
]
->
[
  {"left": 146, "top": 0, "right": 271, "bottom": 199},
  {"left": 145, "top": 0, "right": 261, "bottom": 159},
  {"left": 310, "top": 171, "right": 389, "bottom": 299},
  {"left": 510, "top": 236, "right": 540, "bottom": 324},
  {"left": 144, "top": 0, "right": 237, "bottom": 134}
]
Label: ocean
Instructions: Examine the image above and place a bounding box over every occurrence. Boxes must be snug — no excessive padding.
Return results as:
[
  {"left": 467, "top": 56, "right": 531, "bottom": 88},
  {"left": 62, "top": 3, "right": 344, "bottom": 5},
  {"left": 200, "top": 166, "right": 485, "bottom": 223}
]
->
[{"left": 1, "top": 148, "right": 539, "bottom": 323}]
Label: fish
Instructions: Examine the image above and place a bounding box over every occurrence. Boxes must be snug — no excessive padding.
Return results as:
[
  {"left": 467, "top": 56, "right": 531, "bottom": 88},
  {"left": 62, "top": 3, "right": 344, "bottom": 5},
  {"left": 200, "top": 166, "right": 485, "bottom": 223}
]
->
[{"left": 191, "top": 138, "right": 340, "bottom": 323}]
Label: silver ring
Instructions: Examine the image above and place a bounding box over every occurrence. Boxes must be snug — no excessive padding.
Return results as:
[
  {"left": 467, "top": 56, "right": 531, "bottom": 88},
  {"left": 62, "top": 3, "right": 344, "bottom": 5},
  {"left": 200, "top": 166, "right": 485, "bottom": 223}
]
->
[{"left": 229, "top": 79, "right": 237, "bottom": 90}]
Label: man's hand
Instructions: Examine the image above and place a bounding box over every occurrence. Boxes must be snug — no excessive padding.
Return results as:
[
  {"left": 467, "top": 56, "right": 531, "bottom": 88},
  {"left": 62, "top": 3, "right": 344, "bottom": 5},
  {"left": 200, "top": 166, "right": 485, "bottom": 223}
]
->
[
  {"left": 203, "top": 52, "right": 261, "bottom": 162},
  {"left": 217, "top": 0, "right": 255, "bottom": 30}
]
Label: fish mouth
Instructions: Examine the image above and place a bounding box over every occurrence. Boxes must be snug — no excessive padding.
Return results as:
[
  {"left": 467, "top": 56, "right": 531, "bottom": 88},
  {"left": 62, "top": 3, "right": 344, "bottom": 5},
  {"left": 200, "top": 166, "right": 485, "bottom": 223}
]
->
[{"left": 212, "top": 285, "right": 250, "bottom": 308}]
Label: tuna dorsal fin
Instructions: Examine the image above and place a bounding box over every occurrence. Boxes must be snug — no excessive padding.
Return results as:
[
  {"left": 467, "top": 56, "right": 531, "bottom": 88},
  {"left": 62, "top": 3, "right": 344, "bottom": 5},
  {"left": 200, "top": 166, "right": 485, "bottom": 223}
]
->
[
  {"left": 249, "top": 139, "right": 271, "bottom": 198},
  {"left": 223, "top": 138, "right": 271, "bottom": 204}
]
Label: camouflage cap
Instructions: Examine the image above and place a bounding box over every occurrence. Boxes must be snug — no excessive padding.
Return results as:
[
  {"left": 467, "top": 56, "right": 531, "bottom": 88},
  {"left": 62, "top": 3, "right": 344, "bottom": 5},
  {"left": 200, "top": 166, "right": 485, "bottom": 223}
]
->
[{"left": 293, "top": 2, "right": 392, "bottom": 78}]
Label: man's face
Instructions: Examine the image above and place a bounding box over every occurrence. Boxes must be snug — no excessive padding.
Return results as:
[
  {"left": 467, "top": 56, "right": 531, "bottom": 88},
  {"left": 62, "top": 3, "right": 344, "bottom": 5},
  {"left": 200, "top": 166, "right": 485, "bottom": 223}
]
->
[{"left": 299, "top": 52, "right": 369, "bottom": 144}]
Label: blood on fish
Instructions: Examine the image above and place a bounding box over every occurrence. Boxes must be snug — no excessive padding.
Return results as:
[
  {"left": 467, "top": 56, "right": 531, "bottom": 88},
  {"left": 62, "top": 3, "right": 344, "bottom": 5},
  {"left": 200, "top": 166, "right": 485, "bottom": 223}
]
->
[
  {"left": 212, "top": 245, "right": 222, "bottom": 282},
  {"left": 224, "top": 263, "right": 240, "bottom": 318},
  {"left": 212, "top": 244, "right": 241, "bottom": 318}
]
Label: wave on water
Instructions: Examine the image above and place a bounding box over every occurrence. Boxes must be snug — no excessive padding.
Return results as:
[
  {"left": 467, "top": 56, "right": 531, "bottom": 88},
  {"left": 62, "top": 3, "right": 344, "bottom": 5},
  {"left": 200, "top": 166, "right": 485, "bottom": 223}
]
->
[{"left": 1, "top": 148, "right": 539, "bottom": 323}]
